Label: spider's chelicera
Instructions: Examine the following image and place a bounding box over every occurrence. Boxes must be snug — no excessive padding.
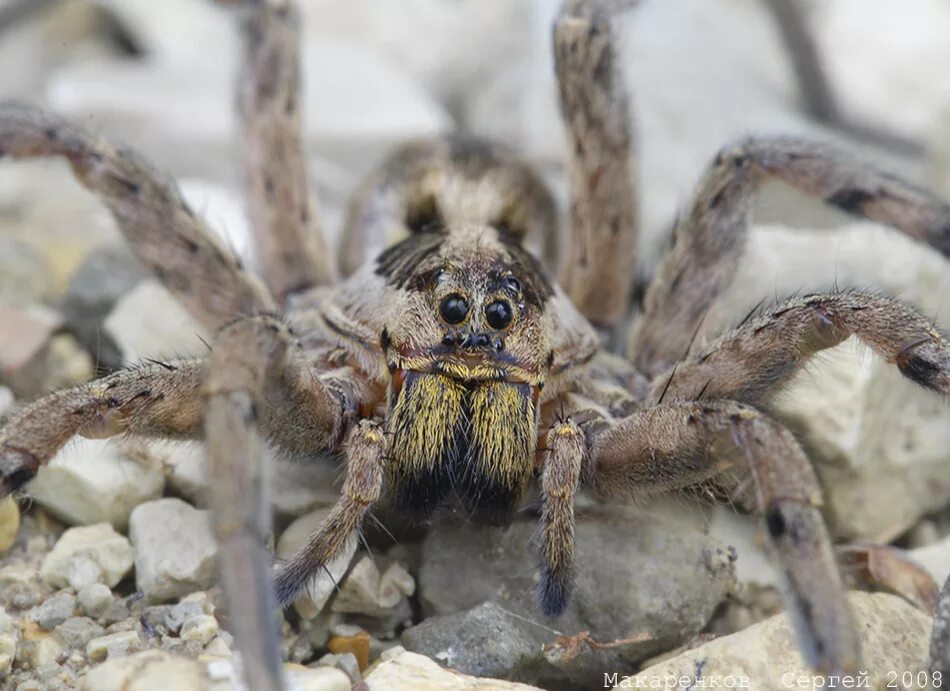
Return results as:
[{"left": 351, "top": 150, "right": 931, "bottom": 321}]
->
[{"left": 1, "top": 0, "right": 949, "bottom": 688}]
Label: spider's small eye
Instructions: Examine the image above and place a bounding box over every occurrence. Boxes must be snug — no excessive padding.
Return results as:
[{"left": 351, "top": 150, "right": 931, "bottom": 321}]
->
[
  {"left": 439, "top": 294, "right": 469, "bottom": 324},
  {"left": 485, "top": 300, "right": 513, "bottom": 330},
  {"left": 505, "top": 276, "right": 522, "bottom": 294}
]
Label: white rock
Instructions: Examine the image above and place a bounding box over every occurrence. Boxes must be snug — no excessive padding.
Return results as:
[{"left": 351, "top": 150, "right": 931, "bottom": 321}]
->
[
  {"left": 83, "top": 649, "right": 210, "bottom": 691},
  {"left": 277, "top": 508, "right": 356, "bottom": 618},
  {"left": 77, "top": 583, "right": 113, "bottom": 619},
  {"left": 772, "top": 339, "right": 950, "bottom": 541},
  {"left": 129, "top": 498, "right": 217, "bottom": 603},
  {"left": 703, "top": 224, "right": 950, "bottom": 542},
  {"left": 0, "top": 496, "right": 20, "bottom": 554},
  {"left": 86, "top": 630, "right": 143, "bottom": 663},
  {"left": 105, "top": 280, "right": 211, "bottom": 363},
  {"left": 331, "top": 557, "right": 415, "bottom": 616},
  {"left": 30, "top": 438, "right": 165, "bottom": 530},
  {"left": 631, "top": 592, "right": 930, "bottom": 689},
  {"left": 41, "top": 523, "right": 134, "bottom": 588},
  {"left": 365, "top": 648, "right": 543, "bottom": 691}
]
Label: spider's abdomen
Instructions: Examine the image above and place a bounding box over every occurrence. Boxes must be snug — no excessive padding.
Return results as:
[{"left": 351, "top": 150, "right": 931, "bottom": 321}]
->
[{"left": 385, "top": 371, "right": 537, "bottom": 523}]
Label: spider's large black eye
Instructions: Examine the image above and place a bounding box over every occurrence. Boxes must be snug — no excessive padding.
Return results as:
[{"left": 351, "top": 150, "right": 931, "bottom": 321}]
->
[
  {"left": 485, "top": 300, "right": 513, "bottom": 329},
  {"left": 439, "top": 294, "right": 469, "bottom": 324}
]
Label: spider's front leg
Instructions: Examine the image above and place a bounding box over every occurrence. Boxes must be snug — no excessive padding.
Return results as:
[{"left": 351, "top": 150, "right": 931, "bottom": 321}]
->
[
  {"left": 221, "top": 0, "right": 336, "bottom": 302},
  {"left": 629, "top": 137, "right": 950, "bottom": 378},
  {"left": 646, "top": 290, "right": 950, "bottom": 405},
  {"left": 0, "top": 102, "right": 274, "bottom": 330},
  {"left": 0, "top": 360, "right": 205, "bottom": 494},
  {"left": 584, "top": 401, "right": 860, "bottom": 675},
  {"left": 204, "top": 314, "right": 357, "bottom": 691},
  {"left": 554, "top": 0, "right": 638, "bottom": 329}
]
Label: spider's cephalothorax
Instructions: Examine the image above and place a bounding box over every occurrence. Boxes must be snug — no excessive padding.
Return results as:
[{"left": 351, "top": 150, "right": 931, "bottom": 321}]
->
[
  {"left": 377, "top": 226, "right": 554, "bottom": 523},
  {"left": 2, "top": 0, "right": 950, "bottom": 688}
]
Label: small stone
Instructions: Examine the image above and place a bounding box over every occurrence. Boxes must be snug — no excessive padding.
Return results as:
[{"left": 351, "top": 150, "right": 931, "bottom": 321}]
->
[
  {"left": 53, "top": 616, "right": 105, "bottom": 649},
  {"left": 633, "top": 592, "right": 931, "bottom": 688},
  {"left": 41, "top": 523, "right": 134, "bottom": 588},
  {"left": 0, "top": 563, "right": 52, "bottom": 610},
  {"left": 0, "top": 304, "right": 61, "bottom": 395},
  {"left": 364, "top": 648, "right": 543, "bottom": 690},
  {"left": 179, "top": 614, "right": 218, "bottom": 646},
  {"left": 85, "top": 629, "right": 143, "bottom": 662},
  {"left": 331, "top": 556, "right": 414, "bottom": 617},
  {"left": 78, "top": 584, "right": 113, "bottom": 618},
  {"left": 277, "top": 508, "right": 356, "bottom": 618},
  {"left": 30, "top": 438, "right": 165, "bottom": 530},
  {"left": 202, "top": 636, "right": 230, "bottom": 658},
  {"left": 129, "top": 498, "right": 217, "bottom": 603},
  {"left": 164, "top": 600, "right": 204, "bottom": 635},
  {"left": 327, "top": 631, "right": 371, "bottom": 671},
  {"left": 271, "top": 456, "right": 342, "bottom": 519},
  {"left": 0, "top": 496, "right": 20, "bottom": 554},
  {"left": 28, "top": 592, "right": 77, "bottom": 630},
  {"left": 0, "top": 385, "right": 12, "bottom": 418},
  {"left": 55, "top": 243, "right": 147, "bottom": 372},
  {"left": 98, "top": 599, "right": 131, "bottom": 626},
  {"left": 0, "top": 608, "right": 20, "bottom": 675},
  {"left": 284, "top": 664, "right": 351, "bottom": 691},
  {"left": 104, "top": 280, "right": 211, "bottom": 362},
  {"left": 0, "top": 235, "right": 51, "bottom": 306},
  {"left": 19, "top": 633, "right": 63, "bottom": 669},
  {"left": 82, "top": 649, "right": 209, "bottom": 690},
  {"left": 402, "top": 602, "right": 541, "bottom": 682},
  {"left": 40, "top": 333, "right": 95, "bottom": 391}
]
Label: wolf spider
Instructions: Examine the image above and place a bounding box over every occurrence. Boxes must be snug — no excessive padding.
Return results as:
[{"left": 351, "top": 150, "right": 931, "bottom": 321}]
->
[{"left": 1, "top": 0, "right": 950, "bottom": 688}]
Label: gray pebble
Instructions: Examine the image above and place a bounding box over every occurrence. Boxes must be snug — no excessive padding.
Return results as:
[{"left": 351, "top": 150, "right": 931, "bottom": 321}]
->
[
  {"left": 53, "top": 616, "right": 105, "bottom": 649},
  {"left": 28, "top": 592, "right": 77, "bottom": 630}
]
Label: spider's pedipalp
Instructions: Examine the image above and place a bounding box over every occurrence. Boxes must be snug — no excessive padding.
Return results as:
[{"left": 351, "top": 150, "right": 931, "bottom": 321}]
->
[
  {"left": 224, "top": 0, "right": 336, "bottom": 302},
  {"left": 538, "top": 419, "right": 585, "bottom": 617},
  {"left": 0, "top": 102, "right": 274, "bottom": 330},
  {"left": 646, "top": 290, "right": 950, "bottom": 406},
  {"left": 273, "top": 419, "right": 385, "bottom": 607},
  {"left": 589, "top": 401, "right": 860, "bottom": 675},
  {"left": 0, "top": 359, "right": 205, "bottom": 496},
  {"left": 629, "top": 137, "right": 950, "bottom": 378},
  {"left": 554, "top": 0, "right": 637, "bottom": 329}
]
